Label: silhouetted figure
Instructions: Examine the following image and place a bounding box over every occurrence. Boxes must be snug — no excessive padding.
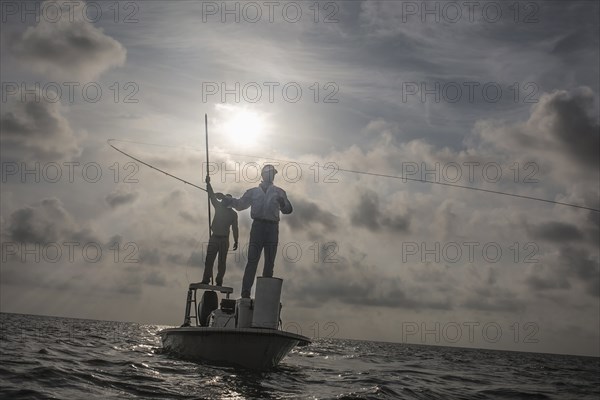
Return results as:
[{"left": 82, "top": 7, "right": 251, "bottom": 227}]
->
[
  {"left": 223, "top": 164, "right": 292, "bottom": 298},
  {"left": 201, "top": 177, "right": 238, "bottom": 286}
]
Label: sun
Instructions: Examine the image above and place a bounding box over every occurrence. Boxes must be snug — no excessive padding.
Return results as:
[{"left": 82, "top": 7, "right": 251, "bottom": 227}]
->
[{"left": 222, "top": 109, "right": 266, "bottom": 148}]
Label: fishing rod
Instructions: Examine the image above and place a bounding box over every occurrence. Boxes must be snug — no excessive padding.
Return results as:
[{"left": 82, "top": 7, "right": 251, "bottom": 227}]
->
[{"left": 106, "top": 139, "right": 600, "bottom": 213}]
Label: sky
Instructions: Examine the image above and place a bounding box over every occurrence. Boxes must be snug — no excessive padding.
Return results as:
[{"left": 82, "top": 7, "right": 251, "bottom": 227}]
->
[{"left": 0, "top": 0, "right": 599, "bottom": 357}]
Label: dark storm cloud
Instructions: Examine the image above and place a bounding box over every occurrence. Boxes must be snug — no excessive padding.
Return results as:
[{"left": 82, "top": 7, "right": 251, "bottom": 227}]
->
[
  {"left": 559, "top": 247, "right": 599, "bottom": 297},
  {"left": 284, "top": 198, "right": 338, "bottom": 233},
  {"left": 585, "top": 211, "right": 600, "bottom": 246},
  {"left": 9, "top": 1, "right": 126, "bottom": 80},
  {"left": 478, "top": 88, "right": 599, "bottom": 170},
  {"left": 105, "top": 190, "right": 139, "bottom": 208},
  {"left": 525, "top": 247, "right": 599, "bottom": 297},
  {"left": 551, "top": 29, "right": 596, "bottom": 56},
  {"left": 559, "top": 247, "right": 600, "bottom": 281},
  {"left": 0, "top": 90, "right": 81, "bottom": 162},
  {"left": 7, "top": 206, "right": 53, "bottom": 243},
  {"left": 528, "top": 221, "right": 584, "bottom": 242},
  {"left": 4, "top": 198, "right": 103, "bottom": 249},
  {"left": 542, "top": 89, "right": 599, "bottom": 168},
  {"left": 525, "top": 271, "right": 571, "bottom": 291},
  {"left": 7, "top": 198, "right": 74, "bottom": 243},
  {"left": 350, "top": 190, "right": 410, "bottom": 233}
]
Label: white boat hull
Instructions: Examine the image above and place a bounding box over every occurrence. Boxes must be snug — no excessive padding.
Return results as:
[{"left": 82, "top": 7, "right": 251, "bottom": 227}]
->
[{"left": 159, "top": 327, "right": 310, "bottom": 370}]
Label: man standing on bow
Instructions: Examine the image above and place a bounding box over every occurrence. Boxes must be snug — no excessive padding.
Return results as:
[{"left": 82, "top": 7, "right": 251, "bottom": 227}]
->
[
  {"left": 201, "top": 176, "right": 239, "bottom": 286},
  {"left": 223, "top": 164, "right": 293, "bottom": 298}
]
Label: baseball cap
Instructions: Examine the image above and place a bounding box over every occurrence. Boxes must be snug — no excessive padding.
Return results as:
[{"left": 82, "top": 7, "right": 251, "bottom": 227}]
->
[{"left": 261, "top": 164, "right": 278, "bottom": 174}]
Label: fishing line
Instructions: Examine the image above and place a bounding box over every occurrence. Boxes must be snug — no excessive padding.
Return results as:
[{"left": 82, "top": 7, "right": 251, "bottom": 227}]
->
[
  {"left": 107, "top": 139, "right": 599, "bottom": 213},
  {"left": 107, "top": 139, "right": 207, "bottom": 192}
]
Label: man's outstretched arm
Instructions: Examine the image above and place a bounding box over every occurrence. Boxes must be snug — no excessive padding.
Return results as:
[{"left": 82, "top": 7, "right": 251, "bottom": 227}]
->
[{"left": 223, "top": 189, "right": 252, "bottom": 211}]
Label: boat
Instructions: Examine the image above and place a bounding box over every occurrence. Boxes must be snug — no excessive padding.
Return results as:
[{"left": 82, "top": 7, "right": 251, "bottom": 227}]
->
[{"left": 158, "top": 277, "right": 311, "bottom": 370}]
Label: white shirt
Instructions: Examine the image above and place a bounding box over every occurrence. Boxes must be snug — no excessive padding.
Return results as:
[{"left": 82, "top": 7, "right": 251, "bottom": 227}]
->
[{"left": 229, "top": 182, "right": 292, "bottom": 222}]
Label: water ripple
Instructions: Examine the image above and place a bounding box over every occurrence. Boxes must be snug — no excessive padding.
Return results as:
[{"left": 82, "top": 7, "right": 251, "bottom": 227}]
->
[{"left": 1, "top": 313, "right": 599, "bottom": 400}]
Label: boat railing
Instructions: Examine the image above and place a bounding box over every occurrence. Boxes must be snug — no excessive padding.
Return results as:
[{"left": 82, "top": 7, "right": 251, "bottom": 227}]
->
[{"left": 182, "top": 283, "right": 234, "bottom": 327}]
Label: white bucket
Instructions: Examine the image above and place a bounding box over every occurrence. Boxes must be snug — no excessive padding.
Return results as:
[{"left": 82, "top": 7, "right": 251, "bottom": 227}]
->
[
  {"left": 236, "top": 298, "right": 253, "bottom": 328},
  {"left": 252, "top": 277, "right": 282, "bottom": 329}
]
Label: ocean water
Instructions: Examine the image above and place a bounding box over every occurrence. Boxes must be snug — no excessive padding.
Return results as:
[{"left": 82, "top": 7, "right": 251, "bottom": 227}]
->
[{"left": 1, "top": 313, "right": 598, "bottom": 400}]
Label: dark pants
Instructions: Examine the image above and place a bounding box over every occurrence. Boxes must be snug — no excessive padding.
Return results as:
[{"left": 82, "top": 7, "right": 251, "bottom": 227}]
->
[
  {"left": 202, "top": 235, "right": 229, "bottom": 285},
  {"left": 242, "top": 220, "right": 279, "bottom": 297}
]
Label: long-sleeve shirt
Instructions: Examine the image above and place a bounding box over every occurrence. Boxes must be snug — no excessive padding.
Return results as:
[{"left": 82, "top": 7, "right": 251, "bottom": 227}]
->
[{"left": 228, "top": 182, "right": 292, "bottom": 222}]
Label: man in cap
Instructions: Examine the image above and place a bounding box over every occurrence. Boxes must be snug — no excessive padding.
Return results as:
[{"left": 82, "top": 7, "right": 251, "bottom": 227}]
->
[
  {"left": 201, "top": 177, "right": 239, "bottom": 286},
  {"left": 221, "top": 164, "right": 292, "bottom": 298}
]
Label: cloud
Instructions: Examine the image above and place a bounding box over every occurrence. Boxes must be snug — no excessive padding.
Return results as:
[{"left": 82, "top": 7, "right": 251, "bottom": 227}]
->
[
  {"left": 461, "top": 288, "right": 527, "bottom": 313},
  {"left": 0, "top": 89, "right": 82, "bottom": 162},
  {"left": 559, "top": 247, "right": 599, "bottom": 297},
  {"left": 284, "top": 197, "right": 339, "bottom": 233},
  {"left": 528, "top": 221, "right": 583, "bottom": 242},
  {"left": 350, "top": 189, "right": 410, "bottom": 233},
  {"left": 536, "top": 88, "right": 599, "bottom": 168},
  {"left": 9, "top": 1, "right": 126, "bottom": 80},
  {"left": 285, "top": 246, "right": 452, "bottom": 311},
  {"left": 525, "top": 247, "right": 599, "bottom": 297},
  {"left": 559, "top": 247, "right": 600, "bottom": 288},
  {"left": 143, "top": 269, "right": 167, "bottom": 286},
  {"left": 178, "top": 211, "right": 202, "bottom": 224},
  {"left": 139, "top": 247, "right": 161, "bottom": 266},
  {"left": 525, "top": 266, "right": 571, "bottom": 291},
  {"left": 475, "top": 87, "right": 599, "bottom": 170},
  {"left": 585, "top": 211, "right": 600, "bottom": 246},
  {"left": 166, "top": 253, "right": 187, "bottom": 265},
  {"left": 5, "top": 198, "right": 80, "bottom": 243},
  {"left": 351, "top": 190, "right": 382, "bottom": 231},
  {"left": 105, "top": 188, "right": 139, "bottom": 208},
  {"left": 187, "top": 251, "right": 204, "bottom": 268},
  {"left": 112, "top": 273, "right": 142, "bottom": 295}
]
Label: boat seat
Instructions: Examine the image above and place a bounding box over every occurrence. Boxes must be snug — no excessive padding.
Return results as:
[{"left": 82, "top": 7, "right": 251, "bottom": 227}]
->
[{"left": 198, "top": 291, "right": 218, "bottom": 327}]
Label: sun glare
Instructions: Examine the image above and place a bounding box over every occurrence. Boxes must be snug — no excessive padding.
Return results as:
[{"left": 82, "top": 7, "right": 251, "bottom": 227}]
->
[{"left": 223, "top": 109, "right": 265, "bottom": 148}]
